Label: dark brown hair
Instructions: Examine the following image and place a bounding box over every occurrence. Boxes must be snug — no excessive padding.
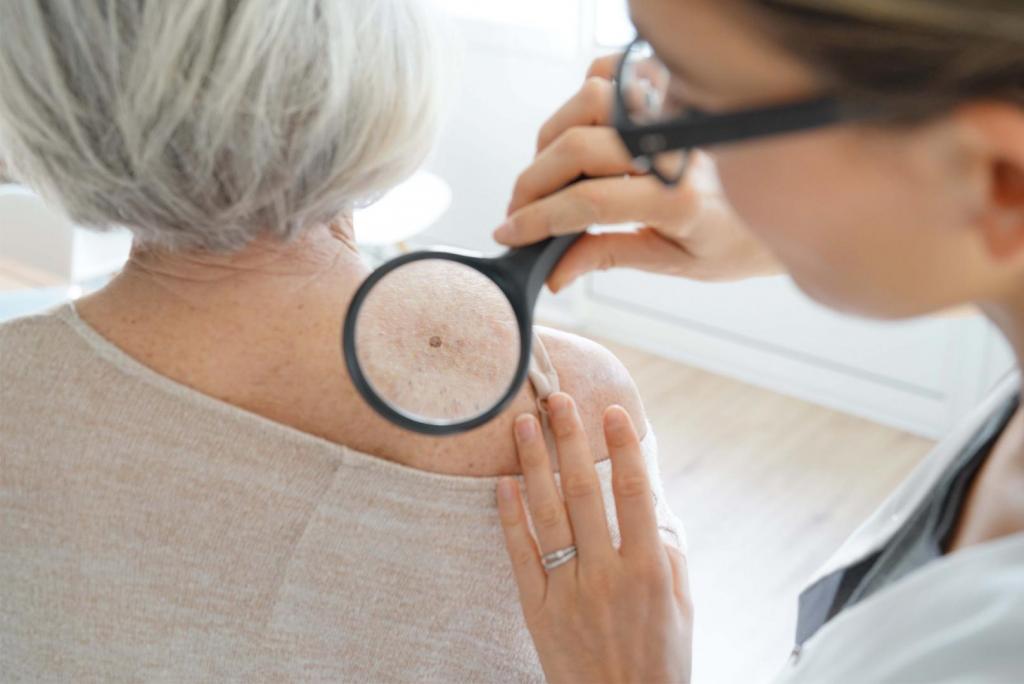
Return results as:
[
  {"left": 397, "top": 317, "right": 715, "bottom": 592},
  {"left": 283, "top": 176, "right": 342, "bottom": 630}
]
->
[{"left": 749, "top": 0, "right": 1024, "bottom": 120}]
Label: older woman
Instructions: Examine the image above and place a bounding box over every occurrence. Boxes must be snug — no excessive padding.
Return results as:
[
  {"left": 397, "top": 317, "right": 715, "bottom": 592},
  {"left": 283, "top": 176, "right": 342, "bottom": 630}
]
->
[{"left": 0, "top": 1, "right": 684, "bottom": 681}]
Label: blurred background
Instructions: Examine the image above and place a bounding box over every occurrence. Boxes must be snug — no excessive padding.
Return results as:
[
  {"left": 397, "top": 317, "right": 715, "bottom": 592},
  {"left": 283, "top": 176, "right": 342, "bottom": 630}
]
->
[{"left": 0, "top": 1, "right": 1013, "bottom": 682}]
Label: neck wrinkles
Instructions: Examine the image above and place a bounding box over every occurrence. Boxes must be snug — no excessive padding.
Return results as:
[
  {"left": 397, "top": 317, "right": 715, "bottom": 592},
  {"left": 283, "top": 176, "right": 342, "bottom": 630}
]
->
[{"left": 114, "top": 217, "right": 369, "bottom": 310}]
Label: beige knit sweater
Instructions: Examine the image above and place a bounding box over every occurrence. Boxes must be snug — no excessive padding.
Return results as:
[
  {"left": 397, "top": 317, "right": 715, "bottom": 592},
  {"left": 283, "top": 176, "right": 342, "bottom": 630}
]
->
[{"left": 0, "top": 304, "right": 685, "bottom": 682}]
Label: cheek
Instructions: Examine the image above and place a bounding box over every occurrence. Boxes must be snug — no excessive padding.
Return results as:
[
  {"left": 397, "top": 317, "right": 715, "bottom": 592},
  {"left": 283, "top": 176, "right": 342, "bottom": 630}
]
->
[
  {"left": 708, "top": 130, "right": 979, "bottom": 317},
  {"left": 711, "top": 134, "right": 883, "bottom": 291},
  {"left": 712, "top": 139, "right": 844, "bottom": 260}
]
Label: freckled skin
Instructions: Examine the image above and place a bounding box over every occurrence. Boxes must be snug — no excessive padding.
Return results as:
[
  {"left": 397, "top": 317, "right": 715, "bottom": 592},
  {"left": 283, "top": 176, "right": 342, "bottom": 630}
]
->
[
  {"left": 345, "top": 259, "right": 648, "bottom": 473},
  {"left": 78, "top": 236, "right": 648, "bottom": 477}
]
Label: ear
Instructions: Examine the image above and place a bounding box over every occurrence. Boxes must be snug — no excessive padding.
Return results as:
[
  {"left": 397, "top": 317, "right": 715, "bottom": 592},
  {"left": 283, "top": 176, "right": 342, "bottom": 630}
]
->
[
  {"left": 980, "top": 159, "right": 1024, "bottom": 260},
  {"left": 955, "top": 103, "right": 1024, "bottom": 262}
]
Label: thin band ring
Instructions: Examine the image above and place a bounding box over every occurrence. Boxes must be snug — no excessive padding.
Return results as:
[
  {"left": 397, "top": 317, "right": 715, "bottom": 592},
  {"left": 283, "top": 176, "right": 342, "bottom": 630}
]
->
[{"left": 541, "top": 545, "right": 578, "bottom": 572}]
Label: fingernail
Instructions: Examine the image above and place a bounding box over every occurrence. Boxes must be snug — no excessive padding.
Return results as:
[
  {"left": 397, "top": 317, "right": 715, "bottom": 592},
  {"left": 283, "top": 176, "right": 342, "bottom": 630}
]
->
[
  {"left": 548, "top": 393, "right": 571, "bottom": 417},
  {"left": 606, "top": 405, "right": 629, "bottom": 430},
  {"left": 498, "top": 477, "right": 517, "bottom": 501},
  {"left": 493, "top": 221, "right": 514, "bottom": 242},
  {"left": 515, "top": 415, "right": 537, "bottom": 442}
]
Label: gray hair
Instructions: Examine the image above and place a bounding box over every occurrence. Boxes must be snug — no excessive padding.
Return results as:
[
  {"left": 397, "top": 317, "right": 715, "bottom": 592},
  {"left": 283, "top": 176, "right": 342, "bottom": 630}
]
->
[{"left": 0, "top": 0, "right": 445, "bottom": 252}]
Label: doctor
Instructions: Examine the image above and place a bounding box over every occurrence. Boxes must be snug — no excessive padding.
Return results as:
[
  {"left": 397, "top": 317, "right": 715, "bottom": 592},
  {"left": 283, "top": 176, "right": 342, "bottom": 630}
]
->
[{"left": 492, "top": 0, "right": 1024, "bottom": 681}]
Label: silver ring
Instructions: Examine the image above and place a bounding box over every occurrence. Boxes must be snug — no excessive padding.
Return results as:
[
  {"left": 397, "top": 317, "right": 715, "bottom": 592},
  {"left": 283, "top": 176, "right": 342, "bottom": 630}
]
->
[{"left": 541, "top": 545, "right": 578, "bottom": 572}]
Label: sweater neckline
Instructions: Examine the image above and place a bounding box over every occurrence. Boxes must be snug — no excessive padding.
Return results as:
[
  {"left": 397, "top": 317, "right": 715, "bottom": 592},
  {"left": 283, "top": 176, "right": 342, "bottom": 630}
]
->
[{"left": 54, "top": 302, "right": 630, "bottom": 491}]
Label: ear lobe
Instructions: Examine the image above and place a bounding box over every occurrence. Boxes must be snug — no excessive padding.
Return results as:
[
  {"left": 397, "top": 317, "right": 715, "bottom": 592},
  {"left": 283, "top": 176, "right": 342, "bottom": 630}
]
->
[{"left": 978, "top": 160, "right": 1024, "bottom": 261}]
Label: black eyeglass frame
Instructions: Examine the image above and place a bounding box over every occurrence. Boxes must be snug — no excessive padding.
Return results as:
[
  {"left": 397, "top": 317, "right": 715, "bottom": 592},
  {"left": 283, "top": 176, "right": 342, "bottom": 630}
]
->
[
  {"left": 342, "top": 233, "right": 583, "bottom": 436},
  {"left": 613, "top": 37, "right": 859, "bottom": 185}
]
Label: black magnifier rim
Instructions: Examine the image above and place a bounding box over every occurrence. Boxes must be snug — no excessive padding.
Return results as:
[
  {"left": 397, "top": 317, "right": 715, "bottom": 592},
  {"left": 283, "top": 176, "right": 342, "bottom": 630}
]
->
[{"left": 342, "top": 250, "right": 534, "bottom": 436}]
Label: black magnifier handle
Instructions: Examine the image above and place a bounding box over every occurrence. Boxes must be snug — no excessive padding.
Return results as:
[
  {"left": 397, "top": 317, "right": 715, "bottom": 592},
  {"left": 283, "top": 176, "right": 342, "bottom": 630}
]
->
[
  {"left": 496, "top": 175, "right": 589, "bottom": 306},
  {"left": 500, "top": 233, "right": 584, "bottom": 307}
]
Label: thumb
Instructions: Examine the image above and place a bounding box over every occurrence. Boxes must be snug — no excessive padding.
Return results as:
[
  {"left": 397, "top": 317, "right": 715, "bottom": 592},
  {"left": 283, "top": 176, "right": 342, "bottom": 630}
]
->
[{"left": 548, "top": 229, "right": 692, "bottom": 292}]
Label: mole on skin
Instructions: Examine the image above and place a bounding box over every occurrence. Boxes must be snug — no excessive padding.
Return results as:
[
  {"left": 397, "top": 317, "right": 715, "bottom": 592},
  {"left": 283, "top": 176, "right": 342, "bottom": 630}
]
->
[{"left": 429, "top": 336, "right": 443, "bottom": 348}]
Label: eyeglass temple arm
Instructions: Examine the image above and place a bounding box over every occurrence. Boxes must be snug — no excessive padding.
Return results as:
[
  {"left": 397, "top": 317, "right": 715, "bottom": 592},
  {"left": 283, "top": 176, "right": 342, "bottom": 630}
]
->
[{"left": 619, "top": 97, "right": 847, "bottom": 158}]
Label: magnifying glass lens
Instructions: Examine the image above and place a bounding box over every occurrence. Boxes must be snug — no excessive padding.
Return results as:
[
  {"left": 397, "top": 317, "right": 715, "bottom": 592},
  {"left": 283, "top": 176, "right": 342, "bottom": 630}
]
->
[{"left": 352, "top": 258, "right": 522, "bottom": 427}]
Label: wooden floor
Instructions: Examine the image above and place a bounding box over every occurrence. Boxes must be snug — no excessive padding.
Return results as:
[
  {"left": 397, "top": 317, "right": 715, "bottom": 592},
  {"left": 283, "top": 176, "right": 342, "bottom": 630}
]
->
[{"left": 594, "top": 336, "right": 934, "bottom": 684}]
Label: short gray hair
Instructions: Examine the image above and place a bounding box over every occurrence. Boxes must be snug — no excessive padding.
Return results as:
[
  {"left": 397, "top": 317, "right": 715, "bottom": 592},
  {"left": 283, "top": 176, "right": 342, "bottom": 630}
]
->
[{"left": 0, "top": 0, "right": 445, "bottom": 252}]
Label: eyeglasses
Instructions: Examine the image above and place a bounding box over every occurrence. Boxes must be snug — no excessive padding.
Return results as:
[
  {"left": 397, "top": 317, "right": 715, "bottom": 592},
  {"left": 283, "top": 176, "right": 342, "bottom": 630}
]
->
[{"left": 613, "top": 38, "right": 858, "bottom": 185}]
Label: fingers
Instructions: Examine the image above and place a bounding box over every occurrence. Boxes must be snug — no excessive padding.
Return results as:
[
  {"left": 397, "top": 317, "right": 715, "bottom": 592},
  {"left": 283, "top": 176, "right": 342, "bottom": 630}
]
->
[
  {"left": 546, "top": 393, "right": 614, "bottom": 563},
  {"left": 497, "top": 477, "right": 547, "bottom": 616},
  {"left": 510, "top": 126, "right": 638, "bottom": 216},
  {"left": 587, "top": 53, "right": 622, "bottom": 80},
  {"left": 512, "top": 414, "right": 577, "bottom": 565},
  {"left": 497, "top": 173, "right": 697, "bottom": 248},
  {"left": 536, "top": 77, "right": 615, "bottom": 154},
  {"left": 534, "top": 54, "right": 622, "bottom": 154},
  {"left": 604, "top": 405, "right": 663, "bottom": 560},
  {"left": 547, "top": 229, "right": 693, "bottom": 293}
]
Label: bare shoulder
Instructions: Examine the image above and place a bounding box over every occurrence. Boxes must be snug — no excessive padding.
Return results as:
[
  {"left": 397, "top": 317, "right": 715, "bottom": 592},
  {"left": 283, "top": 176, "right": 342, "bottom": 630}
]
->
[
  {"left": 535, "top": 326, "right": 648, "bottom": 460},
  {"left": 426, "top": 326, "right": 648, "bottom": 474}
]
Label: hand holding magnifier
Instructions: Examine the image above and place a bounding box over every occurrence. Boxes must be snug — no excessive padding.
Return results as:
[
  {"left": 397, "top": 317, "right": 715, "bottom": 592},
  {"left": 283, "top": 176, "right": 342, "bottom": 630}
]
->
[{"left": 342, "top": 232, "right": 583, "bottom": 435}]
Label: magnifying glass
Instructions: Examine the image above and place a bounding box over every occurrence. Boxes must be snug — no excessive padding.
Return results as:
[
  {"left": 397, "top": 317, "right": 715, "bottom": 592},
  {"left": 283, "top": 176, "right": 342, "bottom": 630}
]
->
[{"left": 342, "top": 233, "right": 582, "bottom": 435}]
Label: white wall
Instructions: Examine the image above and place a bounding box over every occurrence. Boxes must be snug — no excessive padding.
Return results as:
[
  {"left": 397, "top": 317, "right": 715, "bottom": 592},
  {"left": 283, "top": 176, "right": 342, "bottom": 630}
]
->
[
  {"left": 0, "top": 184, "right": 132, "bottom": 283},
  {"left": 1, "top": 0, "right": 1012, "bottom": 438},
  {"left": 421, "top": 1, "right": 1015, "bottom": 439}
]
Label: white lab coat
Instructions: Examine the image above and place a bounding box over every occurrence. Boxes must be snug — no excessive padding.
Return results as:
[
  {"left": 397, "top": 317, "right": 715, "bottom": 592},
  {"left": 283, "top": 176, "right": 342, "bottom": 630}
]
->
[{"left": 773, "top": 373, "right": 1024, "bottom": 683}]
